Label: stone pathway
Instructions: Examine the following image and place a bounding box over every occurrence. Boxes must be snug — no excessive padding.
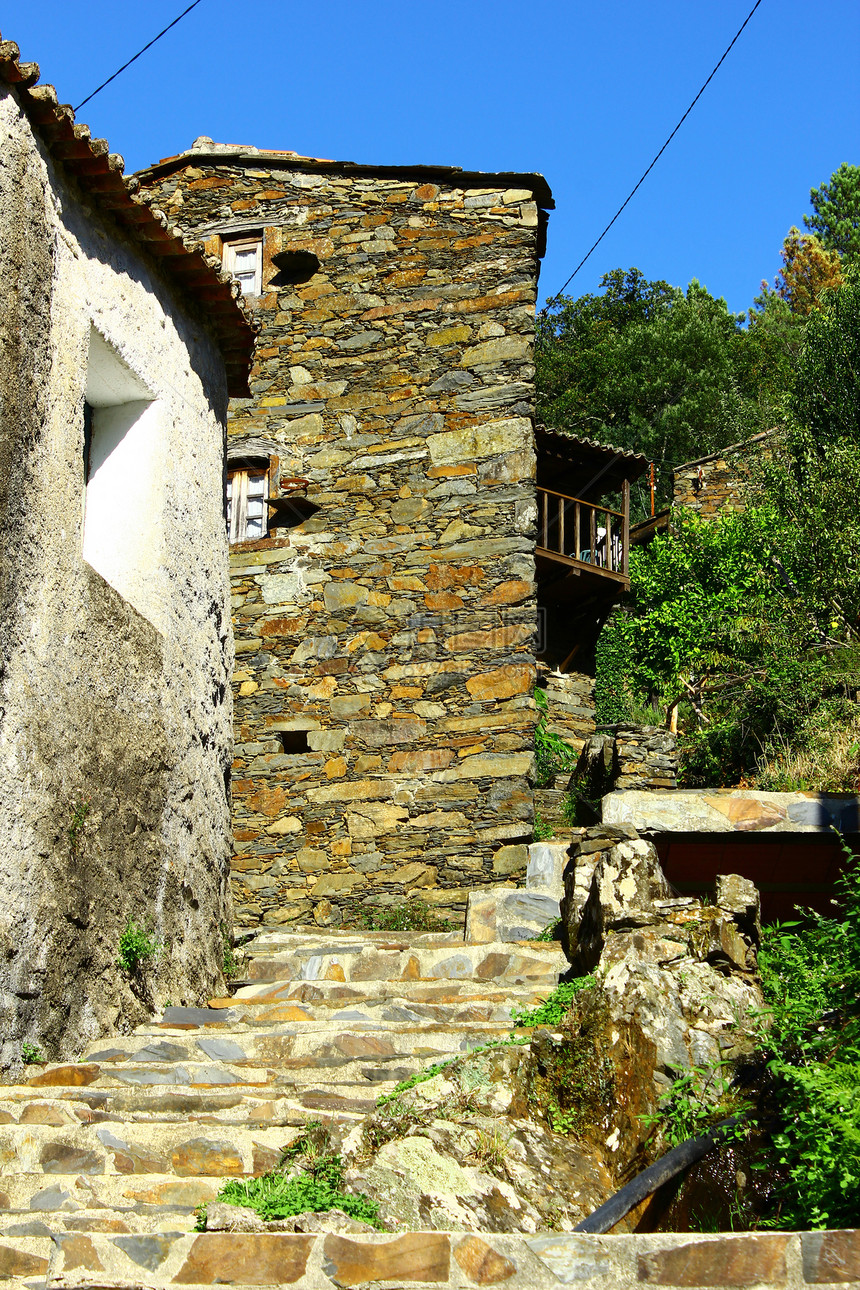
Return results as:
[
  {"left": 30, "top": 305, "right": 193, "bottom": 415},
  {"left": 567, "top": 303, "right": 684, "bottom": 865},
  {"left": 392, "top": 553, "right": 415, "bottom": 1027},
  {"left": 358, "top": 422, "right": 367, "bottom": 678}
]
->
[{"left": 0, "top": 924, "right": 571, "bottom": 1286}]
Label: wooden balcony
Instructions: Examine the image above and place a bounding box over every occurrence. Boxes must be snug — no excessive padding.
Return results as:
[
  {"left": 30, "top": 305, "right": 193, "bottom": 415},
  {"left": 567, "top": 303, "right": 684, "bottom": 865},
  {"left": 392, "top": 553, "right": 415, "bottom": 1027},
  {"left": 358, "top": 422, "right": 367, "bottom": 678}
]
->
[{"left": 536, "top": 482, "right": 631, "bottom": 596}]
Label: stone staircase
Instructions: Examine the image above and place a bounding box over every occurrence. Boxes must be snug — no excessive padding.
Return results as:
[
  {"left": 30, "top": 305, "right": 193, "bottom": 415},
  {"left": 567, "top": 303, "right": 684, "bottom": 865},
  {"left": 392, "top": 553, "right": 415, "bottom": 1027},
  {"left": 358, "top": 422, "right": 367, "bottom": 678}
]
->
[{"left": 0, "top": 925, "right": 571, "bottom": 1287}]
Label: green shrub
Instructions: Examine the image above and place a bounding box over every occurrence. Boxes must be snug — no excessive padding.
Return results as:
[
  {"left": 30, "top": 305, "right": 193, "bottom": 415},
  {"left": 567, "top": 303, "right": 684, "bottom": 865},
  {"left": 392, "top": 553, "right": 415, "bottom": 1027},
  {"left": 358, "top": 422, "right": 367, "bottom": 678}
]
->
[
  {"left": 534, "top": 689, "right": 578, "bottom": 787},
  {"left": 21, "top": 1041, "right": 45, "bottom": 1065},
  {"left": 216, "top": 1157, "right": 382, "bottom": 1229},
  {"left": 754, "top": 835, "right": 860, "bottom": 1228},
  {"left": 116, "top": 921, "right": 163, "bottom": 974}
]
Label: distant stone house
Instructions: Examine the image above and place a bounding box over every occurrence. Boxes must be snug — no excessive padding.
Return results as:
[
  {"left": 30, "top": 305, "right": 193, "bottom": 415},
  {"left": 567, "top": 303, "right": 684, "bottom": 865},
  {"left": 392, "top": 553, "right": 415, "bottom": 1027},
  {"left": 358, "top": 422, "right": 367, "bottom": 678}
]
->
[
  {"left": 0, "top": 46, "right": 254, "bottom": 1065},
  {"left": 671, "top": 431, "right": 774, "bottom": 517},
  {"left": 136, "top": 140, "right": 643, "bottom": 930}
]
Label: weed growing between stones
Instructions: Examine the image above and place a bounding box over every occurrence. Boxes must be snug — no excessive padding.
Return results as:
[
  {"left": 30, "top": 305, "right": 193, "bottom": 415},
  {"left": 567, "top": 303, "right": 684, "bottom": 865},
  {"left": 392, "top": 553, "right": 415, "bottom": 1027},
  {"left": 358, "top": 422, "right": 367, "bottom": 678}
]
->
[
  {"left": 207, "top": 1121, "right": 383, "bottom": 1230},
  {"left": 471, "top": 1126, "right": 512, "bottom": 1171},
  {"left": 375, "top": 1037, "right": 530, "bottom": 1110},
  {"left": 533, "top": 810, "right": 555, "bottom": 841},
  {"left": 353, "top": 903, "right": 448, "bottom": 933},
  {"left": 510, "top": 977, "right": 594, "bottom": 1028},
  {"left": 524, "top": 993, "right": 615, "bottom": 1138},
  {"left": 221, "top": 922, "right": 240, "bottom": 979},
  {"left": 116, "top": 921, "right": 163, "bottom": 975},
  {"left": 20, "top": 1041, "right": 44, "bottom": 1065},
  {"left": 534, "top": 918, "right": 562, "bottom": 943},
  {"left": 534, "top": 688, "right": 578, "bottom": 787}
]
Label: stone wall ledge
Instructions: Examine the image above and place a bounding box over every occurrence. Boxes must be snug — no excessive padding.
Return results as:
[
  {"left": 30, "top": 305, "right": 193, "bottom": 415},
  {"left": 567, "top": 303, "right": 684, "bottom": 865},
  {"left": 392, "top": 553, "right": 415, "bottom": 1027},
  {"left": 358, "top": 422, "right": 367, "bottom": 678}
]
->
[
  {"left": 603, "top": 789, "right": 860, "bottom": 834},
  {"left": 40, "top": 1227, "right": 860, "bottom": 1287}
]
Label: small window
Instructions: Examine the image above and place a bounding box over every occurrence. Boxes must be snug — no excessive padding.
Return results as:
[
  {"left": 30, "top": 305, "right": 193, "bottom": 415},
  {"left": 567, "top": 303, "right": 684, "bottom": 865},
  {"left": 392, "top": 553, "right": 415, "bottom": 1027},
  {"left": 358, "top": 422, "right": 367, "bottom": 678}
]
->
[
  {"left": 227, "top": 465, "right": 268, "bottom": 543},
  {"left": 223, "top": 238, "right": 262, "bottom": 296}
]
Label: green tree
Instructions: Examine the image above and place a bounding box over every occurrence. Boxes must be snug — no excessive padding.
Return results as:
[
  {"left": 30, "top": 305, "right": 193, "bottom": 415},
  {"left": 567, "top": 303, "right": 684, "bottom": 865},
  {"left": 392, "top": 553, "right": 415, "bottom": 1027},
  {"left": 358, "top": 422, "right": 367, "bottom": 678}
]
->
[
  {"left": 803, "top": 162, "right": 860, "bottom": 264},
  {"left": 790, "top": 274, "right": 860, "bottom": 448},
  {"left": 536, "top": 270, "right": 772, "bottom": 513}
]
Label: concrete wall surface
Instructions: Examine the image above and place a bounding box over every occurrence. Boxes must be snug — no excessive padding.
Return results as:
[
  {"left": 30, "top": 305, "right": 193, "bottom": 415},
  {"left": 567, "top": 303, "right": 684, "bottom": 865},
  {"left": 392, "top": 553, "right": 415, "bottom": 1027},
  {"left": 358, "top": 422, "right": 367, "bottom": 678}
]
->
[{"left": 0, "top": 84, "right": 234, "bottom": 1069}]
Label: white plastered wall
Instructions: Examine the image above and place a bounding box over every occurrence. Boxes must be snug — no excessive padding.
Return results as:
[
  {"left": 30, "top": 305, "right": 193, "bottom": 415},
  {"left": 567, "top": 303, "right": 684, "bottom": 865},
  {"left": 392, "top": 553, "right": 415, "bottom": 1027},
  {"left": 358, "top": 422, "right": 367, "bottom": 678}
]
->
[{"left": 83, "top": 329, "right": 165, "bottom": 627}]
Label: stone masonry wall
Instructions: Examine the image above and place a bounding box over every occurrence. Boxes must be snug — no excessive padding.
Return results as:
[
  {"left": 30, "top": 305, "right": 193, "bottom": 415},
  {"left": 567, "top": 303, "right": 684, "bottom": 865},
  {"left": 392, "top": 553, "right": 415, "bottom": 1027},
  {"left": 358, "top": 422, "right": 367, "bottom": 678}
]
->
[
  {"left": 140, "top": 151, "right": 551, "bottom": 929},
  {"left": 539, "top": 668, "right": 596, "bottom": 753},
  {"left": 672, "top": 432, "right": 772, "bottom": 518}
]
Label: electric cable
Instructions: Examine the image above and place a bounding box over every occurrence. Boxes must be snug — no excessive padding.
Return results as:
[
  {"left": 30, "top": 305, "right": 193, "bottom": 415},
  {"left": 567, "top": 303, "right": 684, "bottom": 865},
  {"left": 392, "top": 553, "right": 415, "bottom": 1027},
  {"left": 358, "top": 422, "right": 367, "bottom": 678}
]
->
[
  {"left": 74, "top": 0, "right": 205, "bottom": 112},
  {"left": 546, "top": 0, "right": 765, "bottom": 307}
]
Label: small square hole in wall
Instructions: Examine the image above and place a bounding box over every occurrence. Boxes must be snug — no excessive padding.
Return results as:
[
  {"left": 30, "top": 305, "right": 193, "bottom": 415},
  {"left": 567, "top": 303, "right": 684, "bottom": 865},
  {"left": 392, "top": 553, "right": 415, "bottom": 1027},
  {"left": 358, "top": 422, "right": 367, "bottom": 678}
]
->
[{"left": 278, "top": 731, "right": 310, "bottom": 754}]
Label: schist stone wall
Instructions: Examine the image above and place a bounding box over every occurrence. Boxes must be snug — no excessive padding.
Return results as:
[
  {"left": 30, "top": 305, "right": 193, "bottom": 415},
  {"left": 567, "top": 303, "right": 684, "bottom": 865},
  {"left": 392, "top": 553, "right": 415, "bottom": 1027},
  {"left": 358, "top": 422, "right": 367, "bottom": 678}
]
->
[
  {"left": 0, "top": 84, "right": 239, "bottom": 1066},
  {"left": 139, "top": 144, "right": 554, "bottom": 928},
  {"left": 672, "top": 431, "right": 772, "bottom": 518}
]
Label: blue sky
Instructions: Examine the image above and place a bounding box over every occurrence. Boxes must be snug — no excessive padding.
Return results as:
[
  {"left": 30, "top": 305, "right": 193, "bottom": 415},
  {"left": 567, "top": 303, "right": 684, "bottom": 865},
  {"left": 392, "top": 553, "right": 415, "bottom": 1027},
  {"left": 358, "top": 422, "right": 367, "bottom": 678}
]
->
[{"left": 5, "top": 0, "right": 858, "bottom": 315}]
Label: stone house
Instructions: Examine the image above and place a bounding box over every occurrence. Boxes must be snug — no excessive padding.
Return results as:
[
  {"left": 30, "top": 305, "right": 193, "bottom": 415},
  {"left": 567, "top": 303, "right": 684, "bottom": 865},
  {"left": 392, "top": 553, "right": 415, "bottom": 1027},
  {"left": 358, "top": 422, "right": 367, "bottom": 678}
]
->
[
  {"left": 0, "top": 42, "right": 254, "bottom": 1065},
  {"left": 671, "top": 430, "right": 774, "bottom": 517},
  {"left": 136, "top": 140, "right": 643, "bottom": 931}
]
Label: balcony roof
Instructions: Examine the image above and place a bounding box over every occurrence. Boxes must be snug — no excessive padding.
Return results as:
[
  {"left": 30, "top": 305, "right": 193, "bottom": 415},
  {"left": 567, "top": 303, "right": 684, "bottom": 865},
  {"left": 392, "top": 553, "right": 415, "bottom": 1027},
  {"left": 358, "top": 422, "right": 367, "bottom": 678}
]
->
[{"left": 535, "top": 426, "right": 649, "bottom": 500}]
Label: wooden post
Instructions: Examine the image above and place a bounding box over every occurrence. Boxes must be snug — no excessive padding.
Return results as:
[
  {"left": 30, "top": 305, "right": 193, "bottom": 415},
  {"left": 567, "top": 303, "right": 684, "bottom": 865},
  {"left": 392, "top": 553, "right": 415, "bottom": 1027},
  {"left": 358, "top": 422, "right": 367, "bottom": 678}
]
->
[
  {"left": 589, "top": 504, "right": 597, "bottom": 565},
  {"left": 541, "top": 489, "right": 548, "bottom": 549},
  {"left": 558, "top": 494, "right": 565, "bottom": 556},
  {"left": 622, "top": 480, "right": 630, "bottom": 576},
  {"left": 574, "top": 500, "right": 580, "bottom": 560}
]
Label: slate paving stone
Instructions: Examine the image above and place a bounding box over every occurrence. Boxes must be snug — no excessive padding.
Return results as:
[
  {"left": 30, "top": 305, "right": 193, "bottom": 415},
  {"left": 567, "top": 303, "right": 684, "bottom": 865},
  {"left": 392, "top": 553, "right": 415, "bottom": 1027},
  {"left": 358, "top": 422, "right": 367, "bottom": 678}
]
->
[{"left": 162, "top": 1007, "right": 239, "bottom": 1027}]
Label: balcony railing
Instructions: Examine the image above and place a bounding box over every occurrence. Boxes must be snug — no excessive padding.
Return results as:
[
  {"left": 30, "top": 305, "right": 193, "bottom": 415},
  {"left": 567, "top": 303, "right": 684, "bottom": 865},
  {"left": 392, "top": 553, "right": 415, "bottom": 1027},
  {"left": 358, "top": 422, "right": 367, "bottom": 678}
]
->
[{"left": 536, "top": 482, "right": 630, "bottom": 579}]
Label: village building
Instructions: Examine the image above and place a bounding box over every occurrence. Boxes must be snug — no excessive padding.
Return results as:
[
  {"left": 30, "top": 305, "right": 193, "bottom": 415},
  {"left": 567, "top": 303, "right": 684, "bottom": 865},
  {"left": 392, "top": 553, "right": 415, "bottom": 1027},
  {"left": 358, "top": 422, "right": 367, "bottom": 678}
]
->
[
  {"left": 0, "top": 43, "right": 254, "bottom": 1065},
  {"left": 136, "top": 141, "right": 644, "bottom": 930}
]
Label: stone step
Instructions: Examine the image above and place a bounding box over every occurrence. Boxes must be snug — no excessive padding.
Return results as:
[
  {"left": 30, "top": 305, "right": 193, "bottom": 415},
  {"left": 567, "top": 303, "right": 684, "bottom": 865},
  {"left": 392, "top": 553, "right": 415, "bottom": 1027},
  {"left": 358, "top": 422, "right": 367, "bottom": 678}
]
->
[
  {"left": 221, "top": 978, "right": 554, "bottom": 1009},
  {"left": 0, "top": 1227, "right": 828, "bottom": 1289},
  {"left": 242, "top": 929, "right": 466, "bottom": 951},
  {"left": 77, "top": 1021, "right": 514, "bottom": 1069},
  {"left": 0, "top": 1121, "right": 304, "bottom": 1181},
  {"left": 242, "top": 943, "right": 565, "bottom": 985},
  {"left": 0, "top": 1086, "right": 368, "bottom": 1129}
]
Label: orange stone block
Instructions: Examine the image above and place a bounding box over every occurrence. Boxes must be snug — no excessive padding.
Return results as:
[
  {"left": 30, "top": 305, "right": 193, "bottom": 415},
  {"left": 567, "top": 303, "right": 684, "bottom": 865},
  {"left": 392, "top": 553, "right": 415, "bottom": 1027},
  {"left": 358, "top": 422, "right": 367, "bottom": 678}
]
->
[
  {"left": 425, "top": 563, "right": 484, "bottom": 591},
  {"left": 325, "top": 963, "right": 346, "bottom": 982},
  {"left": 479, "top": 580, "right": 533, "bottom": 607},
  {"left": 322, "top": 1233, "right": 450, "bottom": 1286},
  {"left": 446, "top": 625, "right": 531, "bottom": 652},
  {"left": 174, "top": 1233, "right": 314, "bottom": 1285},
  {"left": 29, "top": 1064, "right": 100, "bottom": 1087},
  {"left": 466, "top": 664, "right": 534, "bottom": 701},
  {"left": 246, "top": 784, "right": 288, "bottom": 820},
  {"left": 454, "top": 1235, "right": 517, "bottom": 1284},
  {"left": 414, "top": 183, "right": 440, "bottom": 200},
  {"left": 388, "top": 749, "right": 455, "bottom": 772},
  {"left": 424, "top": 591, "right": 464, "bottom": 611}
]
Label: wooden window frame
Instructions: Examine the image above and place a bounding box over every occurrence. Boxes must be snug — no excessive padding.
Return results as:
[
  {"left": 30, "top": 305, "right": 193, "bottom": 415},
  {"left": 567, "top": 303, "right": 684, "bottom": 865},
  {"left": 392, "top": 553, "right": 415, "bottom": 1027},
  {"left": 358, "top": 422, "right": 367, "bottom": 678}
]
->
[
  {"left": 227, "top": 457, "right": 278, "bottom": 544},
  {"left": 222, "top": 237, "right": 263, "bottom": 297}
]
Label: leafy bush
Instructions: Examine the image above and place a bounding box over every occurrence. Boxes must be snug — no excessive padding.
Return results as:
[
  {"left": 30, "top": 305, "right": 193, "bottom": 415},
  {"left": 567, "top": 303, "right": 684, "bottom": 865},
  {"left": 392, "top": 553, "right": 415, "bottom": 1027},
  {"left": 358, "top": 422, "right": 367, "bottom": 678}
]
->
[
  {"left": 534, "top": 688, "right": 578, "bottom": 787},
  {"left": 116, "top": 921, "right": 163, "bottom": 974},
  {"left": 20, "top": 1041, "right": 44, "bottom": 1065},
  {"left": 755, "top": 835, "right": 860, "bottom": 1228}
]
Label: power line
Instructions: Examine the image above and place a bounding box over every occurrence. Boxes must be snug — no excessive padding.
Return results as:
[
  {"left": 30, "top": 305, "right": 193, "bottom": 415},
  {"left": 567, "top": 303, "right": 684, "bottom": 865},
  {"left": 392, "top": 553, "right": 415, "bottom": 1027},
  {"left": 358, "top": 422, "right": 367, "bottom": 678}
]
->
[
  {"left": 546, "top": 0, "right": 765, "bottom": 307},
  {"left": 74, "top": 0, "right": 205, "bottom": 112}
]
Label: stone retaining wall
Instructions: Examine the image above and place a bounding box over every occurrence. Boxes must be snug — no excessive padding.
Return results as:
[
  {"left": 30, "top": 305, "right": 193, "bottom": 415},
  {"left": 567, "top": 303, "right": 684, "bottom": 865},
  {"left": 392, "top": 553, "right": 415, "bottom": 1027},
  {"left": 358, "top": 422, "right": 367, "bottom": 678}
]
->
[
  {"left": 38, "top": 1227, "right": 860, "bottom": 1287},
  {"left": 614, "top": 724, "right": 678, "bottom": 789},
  {"left": 139, "top": 148, "right": 553, "bottom": 928}
]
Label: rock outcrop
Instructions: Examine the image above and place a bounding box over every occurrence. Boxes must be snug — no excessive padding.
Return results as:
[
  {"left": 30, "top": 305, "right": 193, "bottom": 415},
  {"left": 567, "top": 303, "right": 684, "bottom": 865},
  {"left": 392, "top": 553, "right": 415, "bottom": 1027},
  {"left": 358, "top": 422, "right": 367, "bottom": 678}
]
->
[{"left": 560, "top": 827, "right": 764, "bottom": 1126}]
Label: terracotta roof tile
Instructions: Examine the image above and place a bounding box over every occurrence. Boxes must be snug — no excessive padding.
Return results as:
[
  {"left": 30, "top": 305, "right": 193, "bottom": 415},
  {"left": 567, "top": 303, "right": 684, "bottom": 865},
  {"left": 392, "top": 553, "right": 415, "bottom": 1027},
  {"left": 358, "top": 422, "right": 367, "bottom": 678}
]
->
[{"left": 0, "top": 37, "right": 256, "bottom": 397}]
